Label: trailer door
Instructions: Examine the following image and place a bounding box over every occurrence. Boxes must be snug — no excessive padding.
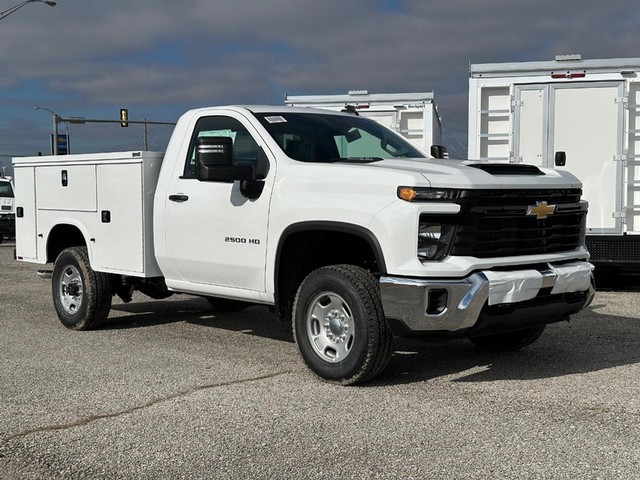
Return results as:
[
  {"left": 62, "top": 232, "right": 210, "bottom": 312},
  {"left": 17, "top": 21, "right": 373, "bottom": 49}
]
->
[
  {"left": 550, "top": 82, "right": 624, "bottom": 234},
  {"left": 514, "top": 82, "right": 624, "bottom": 234},
  {"left": 514, "top": 86, "right": 548, "bottom": 165}
]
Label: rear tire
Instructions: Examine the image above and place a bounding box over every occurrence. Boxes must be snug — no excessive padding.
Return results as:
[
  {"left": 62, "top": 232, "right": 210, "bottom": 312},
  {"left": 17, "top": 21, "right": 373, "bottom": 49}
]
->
[
  {"left": 52, "top": 247, "right": 112, "bottom": 330},
  {"left": 469, "top": 325, "right": 546, "bottom": 351},
  {"left": 293, "top": 265, "right": 392, "bottom": 385}
]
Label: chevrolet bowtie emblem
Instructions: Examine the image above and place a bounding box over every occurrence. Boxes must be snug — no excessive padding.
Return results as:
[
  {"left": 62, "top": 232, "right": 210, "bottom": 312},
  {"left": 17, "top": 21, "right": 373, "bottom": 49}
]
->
[{"left": 527, "top": 201, "right": 556, "bottom": 219}]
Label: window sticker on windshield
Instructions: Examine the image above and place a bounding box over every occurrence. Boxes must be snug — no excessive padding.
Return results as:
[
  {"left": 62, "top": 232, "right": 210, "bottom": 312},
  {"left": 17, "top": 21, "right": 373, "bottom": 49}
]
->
[{"left": 264, "top": 116, "right": 287, "bottom": 124}]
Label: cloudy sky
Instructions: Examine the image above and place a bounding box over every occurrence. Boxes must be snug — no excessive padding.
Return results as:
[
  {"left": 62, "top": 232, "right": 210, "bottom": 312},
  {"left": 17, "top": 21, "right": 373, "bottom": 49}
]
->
[{"left": 1, "top": 0, "right": 638, "bottom": 172}]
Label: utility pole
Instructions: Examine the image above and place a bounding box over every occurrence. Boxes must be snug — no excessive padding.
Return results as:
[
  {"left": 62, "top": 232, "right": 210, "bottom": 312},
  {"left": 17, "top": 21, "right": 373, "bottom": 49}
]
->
[
  {"left": 53, "top": 114, "right": 59, "bottom": 155},
  {"left": 144, "top": 118, "right": 148, "bottom": 150}
]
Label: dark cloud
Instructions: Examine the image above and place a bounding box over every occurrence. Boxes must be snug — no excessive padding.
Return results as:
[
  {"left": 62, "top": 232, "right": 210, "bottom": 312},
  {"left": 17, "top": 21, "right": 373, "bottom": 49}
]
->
[{"left": 1, "top": 0, "right": 638, "bottom": 161}]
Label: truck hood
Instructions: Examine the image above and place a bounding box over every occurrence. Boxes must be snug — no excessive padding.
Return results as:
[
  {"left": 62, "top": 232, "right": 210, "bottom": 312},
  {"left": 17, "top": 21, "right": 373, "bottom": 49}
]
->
[{"left": 361, "top": 157, "right": 583, "bottom": 189}]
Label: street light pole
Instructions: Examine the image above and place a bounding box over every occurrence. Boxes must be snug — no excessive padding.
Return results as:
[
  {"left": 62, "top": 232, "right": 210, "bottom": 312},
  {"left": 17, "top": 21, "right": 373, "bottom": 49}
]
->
[
  {"left": 35, "top": 106, "right": 60, "bottom": 155},
  {"left": 0, "top": 0, "right": 57, "bottom": 21}
]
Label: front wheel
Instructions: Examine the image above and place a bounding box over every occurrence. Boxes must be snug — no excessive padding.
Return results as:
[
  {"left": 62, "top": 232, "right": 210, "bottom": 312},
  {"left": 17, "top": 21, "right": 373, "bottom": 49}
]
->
[
  {"left": 469, "top": 325, "right": 546, "bottom": 351},
  {"left": 293, "top": 265, "right": 392, "bottom": 385},
  {"left": 52, "top": 247, "right": 112, "bottom": 330}
]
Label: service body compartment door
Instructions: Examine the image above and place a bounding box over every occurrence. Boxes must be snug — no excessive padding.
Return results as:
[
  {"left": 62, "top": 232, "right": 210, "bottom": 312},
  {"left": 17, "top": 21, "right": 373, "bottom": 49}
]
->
[
  {"left": 95, "top": 163, "right": 145, "bottom": 274},
  {"left": 514, "top": 82, "right": 624, "bottom": 234},
  {"left": 36, "top": 165, "right": 97, "bottom": 212},
  {"left": 13, "top": 166, "right": 37, "bottom": 261}
]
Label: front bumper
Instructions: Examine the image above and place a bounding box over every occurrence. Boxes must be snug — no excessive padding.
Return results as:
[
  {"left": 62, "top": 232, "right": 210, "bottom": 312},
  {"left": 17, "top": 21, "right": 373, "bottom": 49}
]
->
[{"left": 380, "top": 261, "right": 595, "bottom": 337}]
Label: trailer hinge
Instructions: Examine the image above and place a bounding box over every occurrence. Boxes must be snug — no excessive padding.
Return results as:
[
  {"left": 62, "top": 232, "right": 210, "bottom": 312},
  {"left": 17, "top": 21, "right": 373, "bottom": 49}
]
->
[
  {"left": 613, "top": 153, "right": 627, "bottom": 161},
  {"left": 612, "top": 211, "right": 626, "bottom": 219},
  {"left": 510, "top": 97, "right": 523, "bottom": 111},
  {"left": 615, "top": 95, "right": 629, "bottom": 108}
]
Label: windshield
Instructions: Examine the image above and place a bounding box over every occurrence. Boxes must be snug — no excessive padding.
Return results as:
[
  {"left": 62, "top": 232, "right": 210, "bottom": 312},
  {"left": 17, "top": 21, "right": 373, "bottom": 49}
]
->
[
  {"left": 254, "top": 112, "right": 426, "bottom": 163},
  {"left": 0, "top": 181, "right": 13, "bottom": 198}
]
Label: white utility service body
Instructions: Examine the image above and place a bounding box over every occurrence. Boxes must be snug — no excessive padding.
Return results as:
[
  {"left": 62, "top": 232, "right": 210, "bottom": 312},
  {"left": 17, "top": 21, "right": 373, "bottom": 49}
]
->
[
  {"left": 13, "top": 151, "right": 164, "bottom": 276},
  {"left": 469, "top": 55, "right": 640, "bottom": 267},
  {"left": 284, "top": 90, "right": 442, "bottom": 152},
  {"left": 14, "top": 105, "right": 594, "bottom": 384}
]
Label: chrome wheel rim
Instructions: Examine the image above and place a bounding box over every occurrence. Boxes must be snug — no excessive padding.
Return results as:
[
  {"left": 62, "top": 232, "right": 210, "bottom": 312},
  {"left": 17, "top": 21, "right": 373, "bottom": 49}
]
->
[
  {"left": 59, "top": 265, "right": 83, "bottom": 315},
  {"left": 306, "top": 291, "right": 355, "bottom": 363}
]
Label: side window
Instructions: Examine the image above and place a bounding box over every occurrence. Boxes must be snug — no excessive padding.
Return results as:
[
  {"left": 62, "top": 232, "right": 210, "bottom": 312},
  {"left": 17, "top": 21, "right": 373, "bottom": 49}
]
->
[{"left": 183, "top": 116, "right": 259, "bottom": 178}]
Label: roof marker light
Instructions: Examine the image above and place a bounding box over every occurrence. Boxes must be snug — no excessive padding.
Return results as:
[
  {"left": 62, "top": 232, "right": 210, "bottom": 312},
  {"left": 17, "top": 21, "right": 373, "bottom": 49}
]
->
[{"left": 551, "top": 72, "right": 586, "bottom": 79}]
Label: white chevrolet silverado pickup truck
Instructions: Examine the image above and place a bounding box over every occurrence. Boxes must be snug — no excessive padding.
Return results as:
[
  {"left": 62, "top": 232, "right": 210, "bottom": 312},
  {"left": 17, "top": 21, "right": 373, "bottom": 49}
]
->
[{"left": 13, "top": 106, "right": 595, "bottom": 384}]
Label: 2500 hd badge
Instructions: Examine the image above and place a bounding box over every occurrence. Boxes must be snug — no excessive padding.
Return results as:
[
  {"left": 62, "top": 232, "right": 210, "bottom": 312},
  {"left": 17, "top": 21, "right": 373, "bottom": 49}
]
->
[{"left": 224, "top": 236, "right": 260, "bottom": 245}]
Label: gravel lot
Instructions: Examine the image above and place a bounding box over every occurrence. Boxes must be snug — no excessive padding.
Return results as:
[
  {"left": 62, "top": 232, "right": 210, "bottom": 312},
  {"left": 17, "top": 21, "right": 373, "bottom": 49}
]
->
[{"left": 1, "top": 242, "right": 639, "bottom": 479}]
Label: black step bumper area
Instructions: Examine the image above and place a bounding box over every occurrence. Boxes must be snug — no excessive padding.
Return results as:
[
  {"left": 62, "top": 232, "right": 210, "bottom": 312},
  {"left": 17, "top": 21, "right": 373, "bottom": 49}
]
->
[{"left": 586, "top": 235, "right": 640, "bottom": 266}]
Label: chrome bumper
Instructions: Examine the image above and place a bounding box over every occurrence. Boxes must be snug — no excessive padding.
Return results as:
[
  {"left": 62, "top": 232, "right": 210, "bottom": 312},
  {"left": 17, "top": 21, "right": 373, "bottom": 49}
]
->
[{"left": 379, "top": 261, "right": 595, "bottom": 334}]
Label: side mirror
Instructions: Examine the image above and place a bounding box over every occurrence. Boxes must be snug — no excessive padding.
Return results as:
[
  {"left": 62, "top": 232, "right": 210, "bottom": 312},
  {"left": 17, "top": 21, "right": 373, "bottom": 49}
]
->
[
  {"left": 430, "top": 145, "right": 449, "bottom": 159},
  {"left": 196, "top": 137, "right": 254, "bottom": 182},
  {"left": 555, "top": 151, "right": 566, "bottom": 167},
  {"left": 240, "top": 147, "right": 270, "bottom": 199}
]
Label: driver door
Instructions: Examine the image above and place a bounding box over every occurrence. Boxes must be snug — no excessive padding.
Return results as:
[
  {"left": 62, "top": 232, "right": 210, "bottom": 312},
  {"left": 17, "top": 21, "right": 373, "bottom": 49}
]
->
[{"left": 163, "top": 113, "right": 273, "bottom": 292}]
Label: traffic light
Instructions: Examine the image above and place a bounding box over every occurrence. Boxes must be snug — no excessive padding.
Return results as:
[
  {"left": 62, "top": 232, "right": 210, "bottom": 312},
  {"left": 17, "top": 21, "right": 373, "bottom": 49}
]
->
[{"left": 120, "top": 108, "right": 128, "bottom": 127}]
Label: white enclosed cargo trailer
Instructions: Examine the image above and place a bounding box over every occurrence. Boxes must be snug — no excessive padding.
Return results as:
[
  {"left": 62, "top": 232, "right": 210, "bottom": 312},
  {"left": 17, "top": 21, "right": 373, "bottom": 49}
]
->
[
  {"left": 285, "top": 90, "right": 442, "bottom": 153},
  {"left": 469, "top": 55, "right": 640, "bottom": 267}
]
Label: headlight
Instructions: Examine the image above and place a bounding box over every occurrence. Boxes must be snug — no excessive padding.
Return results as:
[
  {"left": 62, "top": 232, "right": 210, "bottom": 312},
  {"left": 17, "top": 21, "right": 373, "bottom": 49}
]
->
[
  {"left": 418, "top": 221, "right": 456, "bottom": 261},
  {"left": 398, "top": 187, "right": 465, "bottom": 202}
]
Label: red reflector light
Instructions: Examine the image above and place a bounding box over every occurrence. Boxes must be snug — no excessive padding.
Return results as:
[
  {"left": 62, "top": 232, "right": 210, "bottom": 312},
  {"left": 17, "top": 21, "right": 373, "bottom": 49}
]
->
[
  {"left": 551, "top": 72, "right": 586, "bottom": 79},
  {"left": 17, "top": 256, "right": 23, "bottom": 260},
  {"left": 355, "top": 105, "right": 370, "bottom": 109}
]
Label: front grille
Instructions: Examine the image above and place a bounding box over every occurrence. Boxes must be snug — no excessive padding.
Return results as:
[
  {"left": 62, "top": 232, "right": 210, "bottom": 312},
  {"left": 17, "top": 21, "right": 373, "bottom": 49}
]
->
[
  {"left": 1, "top": 205, "right": 10, "bottom": 211},
  {"left": 422, "top": 188, "right": 586, "bottom": 259}
]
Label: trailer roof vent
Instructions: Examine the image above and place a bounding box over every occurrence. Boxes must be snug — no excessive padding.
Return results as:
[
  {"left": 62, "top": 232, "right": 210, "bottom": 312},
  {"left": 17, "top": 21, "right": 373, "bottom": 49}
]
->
[
  {"left": 348, "top": 90, "right": 369, "bottom": 95},
  {"left": 555, "top": 54, "right": 582, "bottom": 62}
]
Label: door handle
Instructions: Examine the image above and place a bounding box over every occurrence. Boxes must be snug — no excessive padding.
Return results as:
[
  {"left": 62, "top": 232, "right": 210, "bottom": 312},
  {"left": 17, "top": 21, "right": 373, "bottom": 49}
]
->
[{"left": 168, "top": 194, "right": 189, "bottom": 202}]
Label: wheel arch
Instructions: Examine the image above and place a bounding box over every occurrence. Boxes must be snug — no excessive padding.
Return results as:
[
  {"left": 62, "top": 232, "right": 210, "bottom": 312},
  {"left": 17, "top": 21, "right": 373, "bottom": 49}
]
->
[
  {"left": 273, "top": 221, "right": 387, "bottom": 320},
  {"left": 46, "top": 222, "right": 90, "bottom": 264}
]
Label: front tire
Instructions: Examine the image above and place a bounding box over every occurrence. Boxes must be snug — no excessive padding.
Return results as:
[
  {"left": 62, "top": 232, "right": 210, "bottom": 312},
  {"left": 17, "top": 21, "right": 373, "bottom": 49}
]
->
[
  {"left": 469, "top": 325, "right": 546, "bottom": 351},
  {"left": 293, "top": 265, "right": 392, "bottom": 385},
  {"left": 52, "top": 247, "right": 112, "bottom": 330}
]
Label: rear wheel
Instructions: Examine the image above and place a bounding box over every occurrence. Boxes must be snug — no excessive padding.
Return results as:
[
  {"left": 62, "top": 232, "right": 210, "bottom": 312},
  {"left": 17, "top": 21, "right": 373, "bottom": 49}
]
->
[
  {"left": 469, "top": 325, "right": 546, "bottom": 351},
  {"left": 52, "top": 247, "right": 112, "bottom": 330},
  {"left": 293, "top": 265, "right": 392, "bottom": 385}
]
